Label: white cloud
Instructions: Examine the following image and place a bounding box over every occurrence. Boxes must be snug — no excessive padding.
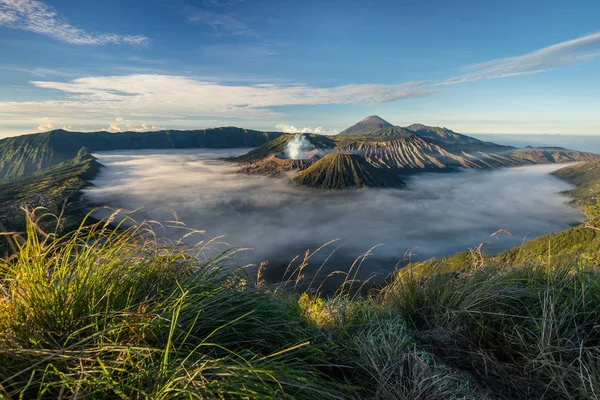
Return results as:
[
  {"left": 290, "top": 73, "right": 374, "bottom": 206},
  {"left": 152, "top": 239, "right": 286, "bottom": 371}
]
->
[
  {"left": 443, "top": 31, "right": 600, "bottom": 84},
  {"left": 104, "top": 117, "right": 166, "bottom": 132},
  {"left": 35, "top": 118, "right": 71, "bottom": 132},
  {"left": 0, "top": 0, "right": 149, "bottom": 45},
  {"left": 2, "top": 32, "right": 599, "bottom": 136},
  {"left": 275, "top": 124, "right": 338, "bottom": 135},
  {"left": 37, "top": 121, "right": 52, "bottom": 131},
  {"left": 0, "top": 74, "right": 438, "bottom": 123}
]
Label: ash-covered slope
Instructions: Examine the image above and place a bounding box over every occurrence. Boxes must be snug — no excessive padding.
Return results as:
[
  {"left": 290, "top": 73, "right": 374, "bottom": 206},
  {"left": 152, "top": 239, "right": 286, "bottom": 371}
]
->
[
  {"left": 340, "top": 136, "right": 524, "bottom": 170},
  {"left": 293, "top": 153, "right": 405, "bottom": 189},
  {"left": 341, "top": 137, "right": 600, "bottom": 171}
]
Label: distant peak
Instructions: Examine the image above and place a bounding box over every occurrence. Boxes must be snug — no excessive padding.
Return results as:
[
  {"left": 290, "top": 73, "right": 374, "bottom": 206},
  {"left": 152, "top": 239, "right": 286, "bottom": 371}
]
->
[{"left": 358, "top": 115, "right": 393, "bottom": 126}]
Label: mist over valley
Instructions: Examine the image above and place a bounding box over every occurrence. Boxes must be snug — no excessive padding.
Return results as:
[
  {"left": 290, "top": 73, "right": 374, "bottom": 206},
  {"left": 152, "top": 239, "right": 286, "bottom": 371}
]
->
[{"left": 84, "top": 148, "right": 582, "bottom": 283}]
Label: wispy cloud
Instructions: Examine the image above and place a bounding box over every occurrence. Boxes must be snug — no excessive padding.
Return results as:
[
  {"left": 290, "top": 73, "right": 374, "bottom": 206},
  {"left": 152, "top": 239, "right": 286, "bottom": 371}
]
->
[
  {"left": 186, "top": 7, "right": 257, "bottom": 37},
  {"left": 0, "top": 0, "right": 149, "bottom": 45},
  {"left": 442, "top": 31, "right": 600, "bottom": 84},
  {"left": 0, "top": 74, "right": 439, "bottom": 123},
  {"left": 0, "top": 65, "right": 74, "bottom": 77}
]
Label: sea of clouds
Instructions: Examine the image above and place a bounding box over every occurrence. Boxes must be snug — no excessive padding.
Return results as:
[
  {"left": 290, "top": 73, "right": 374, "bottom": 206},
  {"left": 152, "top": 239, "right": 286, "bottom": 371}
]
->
[{"left": 84, "top": 149, "right": 582, "bottom": 285}]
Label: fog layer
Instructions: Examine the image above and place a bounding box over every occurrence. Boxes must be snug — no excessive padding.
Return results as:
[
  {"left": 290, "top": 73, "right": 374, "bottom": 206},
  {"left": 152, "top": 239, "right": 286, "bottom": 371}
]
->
[{"left": 84, "top": 149, "right": 582, "bottom": 282}]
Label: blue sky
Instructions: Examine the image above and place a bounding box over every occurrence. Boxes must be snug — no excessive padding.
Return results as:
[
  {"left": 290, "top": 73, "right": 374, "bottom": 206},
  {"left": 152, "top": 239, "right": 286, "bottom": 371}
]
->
[{"left": 0, "top": 0, "right": 599, "bottom": 137}]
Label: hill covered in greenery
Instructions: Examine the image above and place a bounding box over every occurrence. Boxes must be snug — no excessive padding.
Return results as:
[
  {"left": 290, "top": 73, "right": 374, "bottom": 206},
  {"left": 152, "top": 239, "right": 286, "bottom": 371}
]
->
[
  {"left": 0, "top": 127, "right": 283, "bottom": 180},
  {"left": 0, "top": 148, "right": 102, "bottom": 255},
  {"left": 553, "top": 158, "right": 600, "bottom": 207}
]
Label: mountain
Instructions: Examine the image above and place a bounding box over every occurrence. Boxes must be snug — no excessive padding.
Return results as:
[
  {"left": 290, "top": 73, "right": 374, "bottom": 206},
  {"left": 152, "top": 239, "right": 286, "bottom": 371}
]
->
[
  {"left": 293, "top": 153, "right": 406, "bottom": 189},
  {"left": 337, "top": 116, "right": 412, "bottom": 137},
  {"left": 404, "top": 123, "right": 484, "bottom": 145},
  {"left": 234, "top": 119, "right": 600, "bottom": 190},
  {"left": 0, "top": 148, "right": 103, "bottom": 254},
  {"left": 337, "top": 136, "right": 521, "bottom": 170},
  {"left": 337, "top": 116, "right": 482, "bottom": 143},
  {"left": 0, "top": 128, "right": 284, "bottom": 180},
  {"left": 0, "top": 148, "right": 101, "bottom": 210}
]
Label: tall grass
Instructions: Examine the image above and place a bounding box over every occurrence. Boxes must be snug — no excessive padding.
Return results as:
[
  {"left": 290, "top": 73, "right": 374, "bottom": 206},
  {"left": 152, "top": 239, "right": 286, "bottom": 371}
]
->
[
  {"left": 0, "top": 208, "right": 343, "bottom": 399},
  {"left": 383, "top": 257, "right": 600, "bottom": 399}
]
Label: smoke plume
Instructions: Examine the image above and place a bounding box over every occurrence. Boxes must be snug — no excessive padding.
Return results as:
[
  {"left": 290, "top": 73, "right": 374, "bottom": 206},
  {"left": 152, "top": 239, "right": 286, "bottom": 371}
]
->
[{"left": 285, "top": 134, "right": 315, "bottom": 159}]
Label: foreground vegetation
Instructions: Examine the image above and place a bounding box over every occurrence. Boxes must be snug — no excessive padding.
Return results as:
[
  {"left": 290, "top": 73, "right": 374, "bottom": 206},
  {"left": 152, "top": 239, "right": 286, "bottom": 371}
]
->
[
  {"left": 1, "top": 142, "right": 599, "bottom": 398},
  {"left": 1, "top": 204, "right": 599, "bottom": 399}
]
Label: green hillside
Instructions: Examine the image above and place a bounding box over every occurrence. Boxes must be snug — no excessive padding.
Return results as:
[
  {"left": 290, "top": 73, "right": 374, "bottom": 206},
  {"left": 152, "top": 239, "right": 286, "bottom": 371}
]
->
[
  {"left": 0, "top": 149, "right": 100, "bottom": 209},
  {"left": 0, "top": 132, "right": 73, "bottom": 180},
  {"left": 553, "top": 158, "right": 600, "bottom": 207},
  {"left": 293, "top": 153, "right": 406, "bottom": 189},
  {"left": 0, "top": 128, "right": 283, "bottom": 180},
  {"left": 0, "top": 148, "right": 102, "bottom": 255}
]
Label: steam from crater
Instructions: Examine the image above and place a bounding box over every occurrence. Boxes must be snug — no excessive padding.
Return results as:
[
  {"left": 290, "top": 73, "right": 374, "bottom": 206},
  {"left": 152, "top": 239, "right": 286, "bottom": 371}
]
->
[{"left": 285, "top": 134, "right": 315, "bottom": 159}]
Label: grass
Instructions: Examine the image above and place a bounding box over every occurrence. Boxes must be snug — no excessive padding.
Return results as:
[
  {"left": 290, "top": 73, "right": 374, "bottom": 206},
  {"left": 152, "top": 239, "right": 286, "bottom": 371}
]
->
[
  {"left": 1, "top": 206, "right": 600, "bottom": 399},
  {"left": 0, "top": 209, "right": 345, "bottom": 399},
  {"left": 384, "top": 254, "right": 600, "bottom": 399}
]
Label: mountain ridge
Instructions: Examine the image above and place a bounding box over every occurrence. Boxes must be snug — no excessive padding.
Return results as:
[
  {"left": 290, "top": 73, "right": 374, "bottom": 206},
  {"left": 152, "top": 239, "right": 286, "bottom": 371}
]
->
[
  {"left": 0, "top": 127, "right": 284, "bottom": 180},
  {"left": 338, "top": 116, "right": 484, "bottom": 145},
  {"left": 234, "top": 116, "right": 600, "bottom": 189}
]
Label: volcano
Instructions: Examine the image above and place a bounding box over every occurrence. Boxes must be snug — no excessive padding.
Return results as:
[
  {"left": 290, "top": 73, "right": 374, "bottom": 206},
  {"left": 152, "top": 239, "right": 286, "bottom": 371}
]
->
[
  {"left": 338, "top": 116, "right": 411, "bottom": 137},
  {"left": 293, "top": 153, "right": 406, "bottom": 189}
]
